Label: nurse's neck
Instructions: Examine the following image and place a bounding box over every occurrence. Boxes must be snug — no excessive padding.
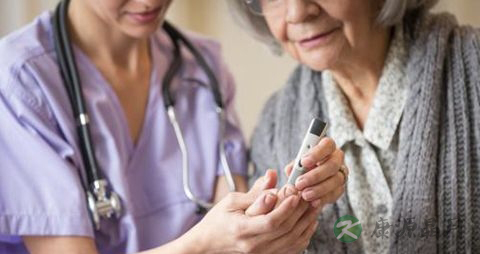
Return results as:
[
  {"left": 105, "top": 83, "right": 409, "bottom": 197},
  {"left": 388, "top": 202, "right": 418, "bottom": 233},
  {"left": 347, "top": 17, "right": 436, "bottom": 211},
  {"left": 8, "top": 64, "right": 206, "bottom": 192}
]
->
[{"left": 67, "top": 0, "right": 150, "bottom": 72}]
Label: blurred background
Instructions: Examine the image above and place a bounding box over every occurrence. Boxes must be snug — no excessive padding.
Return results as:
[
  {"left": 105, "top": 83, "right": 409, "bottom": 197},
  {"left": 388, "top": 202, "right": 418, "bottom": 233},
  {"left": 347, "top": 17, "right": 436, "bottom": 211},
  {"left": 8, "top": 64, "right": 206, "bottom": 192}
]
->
[{"left": 1, "top": 0, "right": 479, "bottom": 140}]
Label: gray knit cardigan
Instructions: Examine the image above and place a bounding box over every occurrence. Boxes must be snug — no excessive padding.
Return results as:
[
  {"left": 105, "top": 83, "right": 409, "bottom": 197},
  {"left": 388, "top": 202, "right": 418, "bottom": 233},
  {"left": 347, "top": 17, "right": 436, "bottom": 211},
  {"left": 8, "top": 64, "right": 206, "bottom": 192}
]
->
[{"left": 250, "top": 12, "right": 480, "bottom": 253}]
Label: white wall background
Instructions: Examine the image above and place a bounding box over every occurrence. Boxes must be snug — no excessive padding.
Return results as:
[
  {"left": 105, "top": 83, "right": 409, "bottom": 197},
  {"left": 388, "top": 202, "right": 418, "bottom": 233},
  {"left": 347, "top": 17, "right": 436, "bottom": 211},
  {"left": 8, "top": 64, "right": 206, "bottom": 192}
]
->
[{"left": 1, "top": 0, "right": 479, "bottom": 139}]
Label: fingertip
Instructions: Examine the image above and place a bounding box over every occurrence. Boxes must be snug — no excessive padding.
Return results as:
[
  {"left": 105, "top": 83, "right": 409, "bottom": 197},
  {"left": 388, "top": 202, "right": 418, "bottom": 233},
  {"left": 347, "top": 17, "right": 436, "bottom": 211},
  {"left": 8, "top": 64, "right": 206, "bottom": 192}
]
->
[
  {"left": 263, "top": 169, "right": 274, "bottom": 182},
  {"left": 295, "top": 177, "right": 307, "bottom": 190},
  {"left": 265, "top": 168, "right": 275, "bottom": 175},
  {"left": 322, "top": 136, "right": 336, "bottom": 147},
  {"left": 301, "top": 156, "right": 316, "bottom": 169},
  {"left": 263, "top": 169, "right": 277, "bottom": 189},
  {"left": 284, "top": 162, "right": 294, "bottom": 176}
]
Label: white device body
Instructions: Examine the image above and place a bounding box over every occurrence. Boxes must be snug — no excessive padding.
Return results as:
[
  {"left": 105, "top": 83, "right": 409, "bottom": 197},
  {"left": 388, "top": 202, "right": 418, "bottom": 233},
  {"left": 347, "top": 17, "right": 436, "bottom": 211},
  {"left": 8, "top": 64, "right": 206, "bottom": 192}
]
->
[{"left": 287, "top": 119, "right": 328, "bottom": 185}]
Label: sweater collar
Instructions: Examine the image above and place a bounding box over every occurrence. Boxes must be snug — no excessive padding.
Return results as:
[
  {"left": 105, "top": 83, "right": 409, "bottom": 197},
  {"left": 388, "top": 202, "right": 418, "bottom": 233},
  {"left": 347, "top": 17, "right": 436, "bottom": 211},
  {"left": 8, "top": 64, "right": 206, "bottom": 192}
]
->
[{"left": 322, "top": 24, "right": 408, "bottom": 150}]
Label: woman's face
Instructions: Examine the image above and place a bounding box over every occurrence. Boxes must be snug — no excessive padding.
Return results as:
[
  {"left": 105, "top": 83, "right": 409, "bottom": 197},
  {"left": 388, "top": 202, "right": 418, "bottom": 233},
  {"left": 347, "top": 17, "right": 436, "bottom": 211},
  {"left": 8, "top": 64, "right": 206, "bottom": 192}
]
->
[
  {"left": 83, "top": 0, "right": 172, "bottom": 38},
  {"left": 263, "top": 0, "right": 383, "bottom": 71}
]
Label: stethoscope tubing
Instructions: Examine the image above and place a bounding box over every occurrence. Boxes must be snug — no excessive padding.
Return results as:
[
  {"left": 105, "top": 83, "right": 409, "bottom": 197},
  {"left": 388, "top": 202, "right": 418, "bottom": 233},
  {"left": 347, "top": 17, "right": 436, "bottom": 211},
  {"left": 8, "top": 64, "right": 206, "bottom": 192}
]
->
[{"left": 52, "top": 0, "right": 237, "bottom": 226}]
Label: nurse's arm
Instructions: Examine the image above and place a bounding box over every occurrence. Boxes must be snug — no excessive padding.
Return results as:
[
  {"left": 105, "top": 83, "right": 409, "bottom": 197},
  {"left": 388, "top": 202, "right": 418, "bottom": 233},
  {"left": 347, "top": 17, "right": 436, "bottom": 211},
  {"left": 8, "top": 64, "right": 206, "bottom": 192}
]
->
[
  {"left": 23, "top": 234, "right": 201, "bottom": 254},
  {"left": 23, "top": 236, "right": 98, "bottom": 254}
]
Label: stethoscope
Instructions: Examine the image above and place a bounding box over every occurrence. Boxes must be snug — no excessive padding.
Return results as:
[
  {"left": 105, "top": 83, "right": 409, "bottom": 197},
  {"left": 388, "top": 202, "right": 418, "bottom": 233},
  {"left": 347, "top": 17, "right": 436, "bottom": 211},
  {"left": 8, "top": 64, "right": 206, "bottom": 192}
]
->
[{"left": 52, "top": 0, "right": 236, "bottom": 230}]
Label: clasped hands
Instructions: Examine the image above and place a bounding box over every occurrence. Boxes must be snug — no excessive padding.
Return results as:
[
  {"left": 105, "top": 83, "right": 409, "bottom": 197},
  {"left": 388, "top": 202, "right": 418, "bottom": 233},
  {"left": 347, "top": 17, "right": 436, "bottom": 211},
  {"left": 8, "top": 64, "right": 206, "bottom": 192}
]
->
[{"left": 189, "top": 138, "right": 346, "bottom": 254}]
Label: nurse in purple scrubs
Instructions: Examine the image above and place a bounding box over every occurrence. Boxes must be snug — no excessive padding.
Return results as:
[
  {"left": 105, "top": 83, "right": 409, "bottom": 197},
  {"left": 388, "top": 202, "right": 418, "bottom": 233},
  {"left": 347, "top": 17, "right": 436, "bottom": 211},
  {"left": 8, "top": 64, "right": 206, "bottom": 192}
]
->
[{"left": 0, "top": 0, "right": 346, "bottom": 253}]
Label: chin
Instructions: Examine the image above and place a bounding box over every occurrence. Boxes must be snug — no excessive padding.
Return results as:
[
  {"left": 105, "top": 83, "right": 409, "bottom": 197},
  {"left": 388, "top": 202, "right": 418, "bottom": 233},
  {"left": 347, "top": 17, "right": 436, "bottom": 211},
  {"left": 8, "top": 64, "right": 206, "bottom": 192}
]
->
[
  {"left": 122, "top": 20, "right": 162, "bottom": 39},
  {"left": 301, "top": 56, "right": 337, "bottom": 72},
  {"left": 125, "top": 26, "right": 159, "bottom": 39},
  {"left": 296, "top": 47, "right": 340, "bottom": 71}
]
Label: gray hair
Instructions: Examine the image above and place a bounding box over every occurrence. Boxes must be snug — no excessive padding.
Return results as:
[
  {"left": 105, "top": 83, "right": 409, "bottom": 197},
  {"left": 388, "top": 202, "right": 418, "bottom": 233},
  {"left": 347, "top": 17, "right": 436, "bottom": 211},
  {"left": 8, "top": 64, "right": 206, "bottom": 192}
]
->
[{"left": 227, "top": 0, "right": 439, "bottom": 54}]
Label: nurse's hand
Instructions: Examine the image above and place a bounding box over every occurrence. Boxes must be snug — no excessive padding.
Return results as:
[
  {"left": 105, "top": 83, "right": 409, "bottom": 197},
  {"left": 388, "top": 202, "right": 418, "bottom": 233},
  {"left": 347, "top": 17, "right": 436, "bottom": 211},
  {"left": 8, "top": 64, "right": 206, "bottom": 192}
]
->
[
  {"left": 186, "top": 172, "right": 319, "bottom": 254},
  {"left": 286, "top": 137, "right": 347, "bottom": 208}
]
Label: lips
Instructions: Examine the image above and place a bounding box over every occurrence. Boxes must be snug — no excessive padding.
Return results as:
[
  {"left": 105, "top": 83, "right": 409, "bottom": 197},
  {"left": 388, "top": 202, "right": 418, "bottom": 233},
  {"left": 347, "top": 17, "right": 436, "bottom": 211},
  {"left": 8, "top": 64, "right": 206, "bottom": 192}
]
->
[
  {"left": 297, "top": 27, "right": 340, "bottom": 49},
  {"left": 127, "top": 7, "right": 163, "bottom": 24}
]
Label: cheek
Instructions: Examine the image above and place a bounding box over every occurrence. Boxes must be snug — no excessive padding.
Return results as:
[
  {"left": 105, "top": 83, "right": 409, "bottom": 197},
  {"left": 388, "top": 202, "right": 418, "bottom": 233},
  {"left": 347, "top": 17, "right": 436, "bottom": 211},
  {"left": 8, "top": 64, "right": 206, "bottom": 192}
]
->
[
  {"left": 265, "top": 17, "right": 303, "bottom": 61},
  {"left": 87, "top": 0, "right": 123, "bottom": 25},
  {"left": 297, "top": 33, "right": 348, "bottom": 71},
  {"left": 284, "top": 42, "right": 301, "bottom": 62}
]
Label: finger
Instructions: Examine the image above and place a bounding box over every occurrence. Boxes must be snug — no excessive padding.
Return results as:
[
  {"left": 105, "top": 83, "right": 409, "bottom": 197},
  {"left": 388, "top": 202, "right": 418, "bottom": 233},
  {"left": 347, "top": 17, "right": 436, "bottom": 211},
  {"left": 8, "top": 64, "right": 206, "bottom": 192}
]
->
[
  {"left": 300, "top": 137, "right": 337, "bottom": 169},
  {"left": 266, "top": 206, "right": 320, "bottom": 254},
  {"left": 318, "top": 185, "right": 345, "bottom": 205},
  {"left": 288, "top": 206, "right": 321, "bottom": 239},
  {"left": 295, "top": 149, "right": 343, "bottom": 190},
  {"left": 284, "top": 162, "right": 293, "bottom": 177},
  {"left": 272, "top": 199, "right": 310, "bottom": 238},
  {"left": 247, "top": 199, "right": 311, "bottom": 252},
  {"left": 245, "top": 191, "right": 278, "bottom": 216},
  {"left": 222, "top": 191, "right": 276, "bottom": 211},
  {"left": 249, "top": 169, "right": 278, "bottom": 196},
  {"left": 301, "top": 172, "right": 344, "bottom": 202},
  {"left": 264, "top": 169, "right": 278, "bottom": 190},
  {"left": 242, "top": 194, "right": 302, "bottom": 235},
  {"left": 221, "top": 192, "right": 256, "bottom": 211},
  {"left": 274, "top": 185, "right": 299, "bottom": 208}
]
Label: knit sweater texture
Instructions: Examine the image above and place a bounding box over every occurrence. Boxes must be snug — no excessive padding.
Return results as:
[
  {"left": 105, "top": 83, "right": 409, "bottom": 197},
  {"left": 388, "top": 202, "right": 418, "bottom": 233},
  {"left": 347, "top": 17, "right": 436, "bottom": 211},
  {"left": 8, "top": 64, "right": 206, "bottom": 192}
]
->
[{"left": 250, "top": 12, "right": 480, "bottom": 253}]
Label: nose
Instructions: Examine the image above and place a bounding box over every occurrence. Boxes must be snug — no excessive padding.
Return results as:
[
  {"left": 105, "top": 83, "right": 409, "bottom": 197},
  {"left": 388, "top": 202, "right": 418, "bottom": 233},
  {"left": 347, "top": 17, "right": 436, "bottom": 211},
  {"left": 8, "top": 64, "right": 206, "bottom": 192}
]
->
[{"left": 285, "top": 0, "right": 320, "bottom": 24}]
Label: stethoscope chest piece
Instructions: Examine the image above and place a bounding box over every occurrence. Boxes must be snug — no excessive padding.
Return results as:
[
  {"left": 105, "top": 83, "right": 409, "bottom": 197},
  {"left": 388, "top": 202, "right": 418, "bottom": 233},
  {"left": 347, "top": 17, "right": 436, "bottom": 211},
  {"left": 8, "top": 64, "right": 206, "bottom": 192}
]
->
[{"left": 87, "top": 180, "right": 122, "bottom": 230}]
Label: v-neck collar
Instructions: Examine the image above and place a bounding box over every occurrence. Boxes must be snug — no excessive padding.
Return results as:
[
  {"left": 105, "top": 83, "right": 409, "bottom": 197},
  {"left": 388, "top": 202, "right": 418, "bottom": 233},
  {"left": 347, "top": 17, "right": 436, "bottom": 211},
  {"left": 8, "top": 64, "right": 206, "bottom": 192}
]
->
[{"left": 72, "top": 37, "right": 160, "bottom": 159}]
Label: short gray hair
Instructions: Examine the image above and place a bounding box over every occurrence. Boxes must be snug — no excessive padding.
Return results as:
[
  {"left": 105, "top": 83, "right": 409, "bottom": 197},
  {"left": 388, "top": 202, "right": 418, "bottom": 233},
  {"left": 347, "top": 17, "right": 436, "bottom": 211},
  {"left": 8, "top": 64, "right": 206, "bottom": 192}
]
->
[{"left": 227, "top": 0, "right": 439, "bottom": 54}]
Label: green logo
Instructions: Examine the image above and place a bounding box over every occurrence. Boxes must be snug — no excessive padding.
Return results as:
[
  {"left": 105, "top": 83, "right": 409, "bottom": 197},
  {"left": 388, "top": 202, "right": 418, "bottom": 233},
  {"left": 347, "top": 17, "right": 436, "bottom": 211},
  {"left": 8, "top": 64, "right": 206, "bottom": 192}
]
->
[{"left": 334, "top": 215, "right": 362, "bottom": 243}]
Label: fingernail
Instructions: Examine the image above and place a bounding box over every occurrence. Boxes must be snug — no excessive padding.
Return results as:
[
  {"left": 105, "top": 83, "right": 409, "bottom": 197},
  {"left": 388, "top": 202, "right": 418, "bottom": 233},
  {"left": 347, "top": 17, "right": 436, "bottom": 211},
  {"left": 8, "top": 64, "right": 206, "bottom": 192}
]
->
[
  {"left": 263, "top": 174, "right": 270, "bottom": 183},
  {"left": 290, "top": 195, "right": 300, "bottom": 208},
  {"left": 302, "top": 156, "right": 315, "bottom": 168},
  {"left": 295, "top": 177, "right": 306, "bottom": 190},
  {"left": 303, "top": 190, "right": 315, "bottom": 201},
  {"left": 262, "top": 175, "right": 271, "bottom": 189},
  {"left": 265, "top": 193, "right": 276, "bottom": 205},
  {"left": 312, "top": 199, "right": 322, "bottom": 208}
]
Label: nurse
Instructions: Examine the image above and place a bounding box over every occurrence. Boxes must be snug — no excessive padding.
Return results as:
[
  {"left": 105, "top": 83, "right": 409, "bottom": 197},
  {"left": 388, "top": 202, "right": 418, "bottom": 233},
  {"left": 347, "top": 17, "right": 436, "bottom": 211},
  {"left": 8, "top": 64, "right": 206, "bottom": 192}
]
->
[{"left": 0, "top": 0, "right": 344, "bottom": 253}]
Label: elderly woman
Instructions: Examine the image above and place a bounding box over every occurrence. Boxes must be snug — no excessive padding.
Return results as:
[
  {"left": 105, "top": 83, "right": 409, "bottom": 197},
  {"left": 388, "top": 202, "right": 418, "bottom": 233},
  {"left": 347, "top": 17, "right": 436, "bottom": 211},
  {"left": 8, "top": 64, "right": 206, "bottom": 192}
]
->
[
  {"left": 0, "top": 0, "right": 349, "bottom": 253},
  {"left": 229, "top": 0, "right": 480, "bottom": 253}
]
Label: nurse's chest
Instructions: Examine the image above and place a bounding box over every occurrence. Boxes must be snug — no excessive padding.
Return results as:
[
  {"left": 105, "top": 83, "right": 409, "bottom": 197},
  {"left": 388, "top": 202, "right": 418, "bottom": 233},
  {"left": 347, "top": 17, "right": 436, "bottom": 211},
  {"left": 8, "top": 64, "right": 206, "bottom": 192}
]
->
[{"left": 103, "top": 68, "right": 151, "bottom": 145}]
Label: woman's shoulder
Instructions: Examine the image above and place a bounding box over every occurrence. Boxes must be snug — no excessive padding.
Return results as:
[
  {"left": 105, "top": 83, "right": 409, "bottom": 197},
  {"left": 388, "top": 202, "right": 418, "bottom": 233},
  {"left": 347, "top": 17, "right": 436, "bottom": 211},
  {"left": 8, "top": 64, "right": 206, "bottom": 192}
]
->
[
  {"left": 0, "top": 11, "right": 56, "bottom": 77},
  {"left": 0, "top": 11, "right": 59, "bottom": 126},
  {"left": 261, "top": 64, "right": 319, "bottom": 110},
  {"left": 407, "top": 12, "right": 480, "bottom": 50},
  {"left": 253, "top": 64, "right": 321, "bottom": 133}
]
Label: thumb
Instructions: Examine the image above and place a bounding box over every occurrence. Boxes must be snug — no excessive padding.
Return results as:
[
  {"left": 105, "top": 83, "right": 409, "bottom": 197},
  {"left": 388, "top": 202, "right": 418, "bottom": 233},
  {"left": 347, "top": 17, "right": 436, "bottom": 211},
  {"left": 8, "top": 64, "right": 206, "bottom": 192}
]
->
[
  {"left": 249, "top": 169, "right": 278, "bottom": 196},
  {"left": 225, "top": 170, "right": 278, "bottom": 211}
]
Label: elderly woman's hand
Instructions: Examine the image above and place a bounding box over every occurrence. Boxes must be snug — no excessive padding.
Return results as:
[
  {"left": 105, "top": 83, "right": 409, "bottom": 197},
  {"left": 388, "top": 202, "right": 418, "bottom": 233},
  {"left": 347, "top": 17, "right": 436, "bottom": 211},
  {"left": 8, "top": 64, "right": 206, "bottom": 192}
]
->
[{"left": 286, "top": 137, "right": 347, "bottom": 208}]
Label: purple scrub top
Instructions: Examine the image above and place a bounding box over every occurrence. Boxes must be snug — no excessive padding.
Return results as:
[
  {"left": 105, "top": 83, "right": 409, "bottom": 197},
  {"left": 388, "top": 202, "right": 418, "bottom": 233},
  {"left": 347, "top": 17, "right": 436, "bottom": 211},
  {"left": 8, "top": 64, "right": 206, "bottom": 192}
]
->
[{"left": 0, "top": 11, "right": 247, "bottom": 253}]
